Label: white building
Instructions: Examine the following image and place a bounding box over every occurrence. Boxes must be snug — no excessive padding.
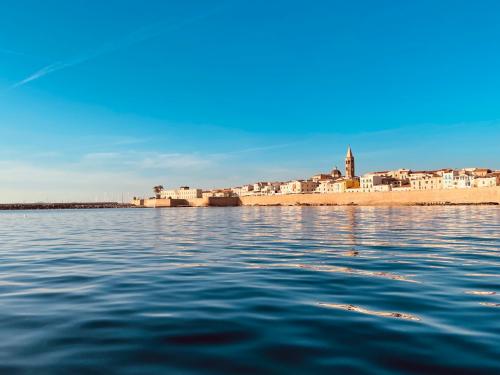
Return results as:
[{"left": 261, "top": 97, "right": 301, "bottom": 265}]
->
[
  {"left": 240, "top": 184, "right": 255, "bottom": 196},
  {"left": 360, "top": 174, "right": 386, "bottom": 192},
  {"left": 442, "top": 171, "right": 458, "bottom": 189},
  {"left": 260, "top": 182, "right": 282, "bottom": 195},
  {"left": 474, "top": 174, "right": 500, "bottom": 188},
  {"left": 281, "top": 180, "right": 318, "bottom": 194},
  {"left": 442, "top": 170, "right": 477, "bottom": 189},
  {"left": 410, "top": 173, "right": 443, "bottom": 190},
  {"left": 315, "top": 180, "right": 336, "bottom": 194},
  {"left": 360, "top": 173, "right": 400, "bottom": 192},
  {"left": 231, "top": 187, "right": 242, "bottom": 196},
  {"left": 253, "top": 182, "right": 269, "bottom": 193},
  {"left": 456, "top": 172, "right": 474, "bottom": 189},
  {"left": 161, "top": 186, "right": 202, "bottom": 199},
  {"left": 386, "top": 168, "right": 411, "bottom": 182}
]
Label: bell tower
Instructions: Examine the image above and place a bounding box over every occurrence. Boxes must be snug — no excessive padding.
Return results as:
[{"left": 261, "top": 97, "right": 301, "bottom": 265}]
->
[{"left": 345, "top": 146, "right": 355, "bottom": 179}]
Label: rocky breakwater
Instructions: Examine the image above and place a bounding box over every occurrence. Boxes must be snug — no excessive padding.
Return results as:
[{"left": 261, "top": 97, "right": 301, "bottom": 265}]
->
[{"left": 0, "top": 202, "right": 134, "bottom": 210}]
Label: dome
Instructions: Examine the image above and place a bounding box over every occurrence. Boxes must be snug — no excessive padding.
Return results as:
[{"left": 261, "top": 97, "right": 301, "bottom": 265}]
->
[{"left": 331, "top": 167, "right": 342, "bottom": 178}]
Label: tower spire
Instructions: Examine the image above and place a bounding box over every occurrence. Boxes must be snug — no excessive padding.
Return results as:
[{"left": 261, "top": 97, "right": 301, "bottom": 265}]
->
[
  {"left": 345, "top": 146, "right": 355, "bottom": 179},
  {"left": 346, "top": 145, "right": 353, "bottom": 158}
]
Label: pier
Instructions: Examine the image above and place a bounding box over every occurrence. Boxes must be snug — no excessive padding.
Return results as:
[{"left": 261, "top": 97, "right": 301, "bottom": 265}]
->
[{"left": 0, "top": 202, "right": 134, "bottom": 210}]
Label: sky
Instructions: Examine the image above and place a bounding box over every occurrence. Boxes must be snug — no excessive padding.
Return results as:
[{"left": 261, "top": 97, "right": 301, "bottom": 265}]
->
[{"left": 1, "top": 0, "right": 499, "bottom": 202}]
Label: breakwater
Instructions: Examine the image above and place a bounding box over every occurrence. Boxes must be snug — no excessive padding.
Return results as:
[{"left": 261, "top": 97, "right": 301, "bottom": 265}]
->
[{"left": 0, "top": 202, "right": 134, "bottom": 210}]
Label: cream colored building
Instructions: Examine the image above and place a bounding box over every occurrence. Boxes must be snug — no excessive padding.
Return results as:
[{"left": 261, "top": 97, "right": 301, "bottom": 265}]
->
[
  {"left": 387, "top": 168, "right": 411, "bottom": 182},
  {"left": 360, "top": 174, "right": 386, "bottom": 192},
  {"left": 231, "top": 187, "right": 243, "bottom": 196},
  {"left": 330, "top": 178, "right": 360, "bottom": 193},
  {"left": 234, "top": 184, "right": 255, "bottom": 196},
  {"left": 410, "top": 173, "right": 443, "bottom": 190},
  {"left": 203, "top": 189, "right": 233, "bottom": 198},
  {"left": 281, "top": 180, "right": 319, "bottom": 194},
  {"left": 161, "top": 186, "right": 202, "bottom": 199},
  {"left": 360, "top": 173, "right": 400, "bottom": 192},
  {"left": 260, "top": 182, "right": 282, "bottom": 195},
  {"left": 231, "top": 185, "right": 255, "bottom": 196},
  {"left": 253, "top": 182, "right": 269, "bottom": 193},
  {"left": 315, "top": 180, "right": 336, "bottom": 194},
  {"left": 456, "top": 172, "right": 474, "bottom": 189},
  {"left": 311, "top": 174, "right": 334, "bottom": 183},
  {"left": 442, "top": 171, "right": 458, "bottom": 189},
  {"left": 202, "top": 191, "right": 214, "bottom": 198},
  {"left": 465, "top": 168, "right": 492, "bottom": 177},
  {"left": 472, "top": 173, "right": 499, "bottom": 188}
]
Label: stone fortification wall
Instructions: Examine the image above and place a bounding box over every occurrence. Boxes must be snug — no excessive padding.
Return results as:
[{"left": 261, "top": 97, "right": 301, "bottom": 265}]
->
[
  {"left": 239, "top": 187, "right": 500, "bottom": 206},
  {"left": 185, "top": 197, "right": 240, "bottom": 207},
  {"left": 138, "top": 197, "right": 240, "bottom": 207},
  {"left": 207, "top": 197, "right": 240, "bottom": 206},
  {"left": 136, "top": 187, "right": 499, "bottom": 207},
  {"left": 142, "top": 198, "right": 189, "bottom": 207}
]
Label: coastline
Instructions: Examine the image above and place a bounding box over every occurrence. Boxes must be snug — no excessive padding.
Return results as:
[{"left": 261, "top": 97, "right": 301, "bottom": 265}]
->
[
  {"left": 133, "top": 186, "right": 500, "bottom": 207},
  {"left": 3, "top": 188, "right": 499, "bottom": 210}
]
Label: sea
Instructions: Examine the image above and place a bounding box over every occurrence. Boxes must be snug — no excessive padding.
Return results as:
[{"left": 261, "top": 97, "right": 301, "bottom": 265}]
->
[{"left": 0, "top": 206, "right": 498, "bottom": 374}]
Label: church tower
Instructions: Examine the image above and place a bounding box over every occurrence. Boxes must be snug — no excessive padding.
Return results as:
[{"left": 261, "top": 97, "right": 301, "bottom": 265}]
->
[{"left": 345, "top": 146, "right": 355, "bottom": 179}]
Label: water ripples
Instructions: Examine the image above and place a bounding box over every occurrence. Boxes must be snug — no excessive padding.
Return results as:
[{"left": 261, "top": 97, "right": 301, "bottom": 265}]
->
[{"left": 0, "top": 206, "right": 499, "bottom": 374}]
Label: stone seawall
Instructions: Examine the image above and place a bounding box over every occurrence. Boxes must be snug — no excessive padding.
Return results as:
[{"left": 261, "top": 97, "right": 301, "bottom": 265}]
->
[
  {"left": 239, "top": 187, "right": 500, "bottom": 206},
  {"left": 134, "top": 188, "right": 500, "bottom": 207},
  {"left": 137, "top": 197, "right": 240, "bottom": 207}
]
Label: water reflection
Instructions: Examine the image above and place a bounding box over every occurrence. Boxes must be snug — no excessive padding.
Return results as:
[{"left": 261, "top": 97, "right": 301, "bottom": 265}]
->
[
  {"left": 0, "top": 206, "right": 498, "bottom": 373},
  {"left": 317, "top": 303, "right": 421, "bottom": 321}
]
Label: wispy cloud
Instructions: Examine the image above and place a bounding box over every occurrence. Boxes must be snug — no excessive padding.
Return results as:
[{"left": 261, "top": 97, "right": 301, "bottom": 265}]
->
[
  {"left": 83, "top": 152, "right": 121, "bottom": 161},
  {"left": 137, "top": 153, "right": 212, "bottom": 169},
  {"left": 9, "top": 3, "right": 233, "bottom": 89},
  {"left": 81, "top": 141, "right": 298, "bottom": 170},
  {"left": 11, "top": 60, "right": 78, "bottom": 88},
  {"left": 82, "top": 151, "right": 213, "bottom": 170}
]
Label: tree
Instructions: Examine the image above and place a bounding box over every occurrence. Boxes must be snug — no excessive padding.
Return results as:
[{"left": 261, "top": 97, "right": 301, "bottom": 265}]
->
[{"left": 153, "top": 185, "right": 164, "bottom": 199}]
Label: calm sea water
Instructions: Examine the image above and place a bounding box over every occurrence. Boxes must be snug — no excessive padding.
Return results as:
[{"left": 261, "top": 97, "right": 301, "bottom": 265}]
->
[{"left": 0, "top": 207, "right": 498, "bottom": 374}]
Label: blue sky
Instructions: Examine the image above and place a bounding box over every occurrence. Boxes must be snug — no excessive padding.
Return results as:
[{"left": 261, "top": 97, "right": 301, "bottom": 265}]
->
[{"left": 1, "top": 0, "right": 499, "bottom": 202}]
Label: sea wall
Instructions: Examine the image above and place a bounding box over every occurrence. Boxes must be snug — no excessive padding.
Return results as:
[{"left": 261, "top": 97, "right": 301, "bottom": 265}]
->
[
  {"left": 137, "top": 197, "right": 240, "bottom": 207},
  {"left": 182, "top": 197, "right": 240, "bottom": 207},
  {"left": 142, "top": 198, "right": 189, "bottom": 207},
  {"left": 239, "top": 187, "right": 500, "bottom": 206},
  {"left": 134, "top": 187, "right": 500, "bottom": 207}
]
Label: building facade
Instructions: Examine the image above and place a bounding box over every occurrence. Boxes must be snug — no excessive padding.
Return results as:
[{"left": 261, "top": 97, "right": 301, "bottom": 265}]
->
[
  {"left": 474, "top": 174, "right": 500, "bottom": 188},
  {"left": 161, "top": 186, "right": 202, "bottom": 199},
  {"left": 281, "top": 180, "right": 319, "bottom": 194},
  {"left": 410, "top": 174, "right": 443, "bottom": 190}
]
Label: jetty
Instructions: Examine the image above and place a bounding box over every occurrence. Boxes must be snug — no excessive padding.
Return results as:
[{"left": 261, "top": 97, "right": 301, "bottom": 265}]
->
[{"left": 0, "top": 202, "right": 134, "bottom": 210}]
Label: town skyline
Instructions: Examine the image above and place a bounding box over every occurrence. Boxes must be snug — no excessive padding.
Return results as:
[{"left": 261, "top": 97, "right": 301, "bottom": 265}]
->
[{"left": 144, "top": 146, "right": 499, "bottom": 204}]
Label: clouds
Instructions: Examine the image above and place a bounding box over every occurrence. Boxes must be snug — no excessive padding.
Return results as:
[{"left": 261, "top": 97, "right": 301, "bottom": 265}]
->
[
  {"left": 82, "top": 151, "right": 213, "bottom": 170},
  {"left": 0, "top": 159, "right": 145, "bottom": 202},
  {"left": 0, "top": 139, "right": 303, "bottom": 202},
  {"left": 10, "top": 61, "right": 76, "bottom": 89}
]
